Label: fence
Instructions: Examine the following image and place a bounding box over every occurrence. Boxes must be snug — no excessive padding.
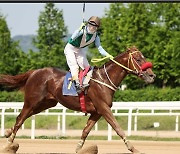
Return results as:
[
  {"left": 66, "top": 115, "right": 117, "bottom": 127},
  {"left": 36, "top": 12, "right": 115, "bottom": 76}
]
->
[{"left": 0, "top": 101, "right": 180, "bottom": 141}]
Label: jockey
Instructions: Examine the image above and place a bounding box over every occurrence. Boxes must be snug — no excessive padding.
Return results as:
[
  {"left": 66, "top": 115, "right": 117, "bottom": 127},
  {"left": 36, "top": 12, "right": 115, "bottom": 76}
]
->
[{"left": 64, "top": 16, "right": 112, "bottom": 94}]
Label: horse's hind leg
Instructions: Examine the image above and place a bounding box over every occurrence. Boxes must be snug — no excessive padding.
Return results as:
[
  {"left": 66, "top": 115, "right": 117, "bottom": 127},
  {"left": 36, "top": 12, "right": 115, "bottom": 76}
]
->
[
  {"left": 5, "top": 99, "right": 57, "bottom": 142},
  {"left": 1, "top": 102, "right": 33, "bottom": 154},
  {"left": 76, "top": 113, "right": 101, "bottom": 153},
  {"left": 7, "top": 103, "right": 33, "bottom": 143}
]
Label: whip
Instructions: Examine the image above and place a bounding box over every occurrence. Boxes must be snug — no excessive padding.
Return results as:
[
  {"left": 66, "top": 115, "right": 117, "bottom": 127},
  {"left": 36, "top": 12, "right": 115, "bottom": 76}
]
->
[
  {"left": 79, "top": 3, "right": 86, "bottom": 31},
  {"left": 82, "top": 3, "right": 85, "bottom": 23}
]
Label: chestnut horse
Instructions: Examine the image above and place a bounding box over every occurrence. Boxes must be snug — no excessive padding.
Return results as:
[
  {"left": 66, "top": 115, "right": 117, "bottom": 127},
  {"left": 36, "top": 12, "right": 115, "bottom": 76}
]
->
[{"left": 0, "top": 47, "right": 155, "bottom": 153}]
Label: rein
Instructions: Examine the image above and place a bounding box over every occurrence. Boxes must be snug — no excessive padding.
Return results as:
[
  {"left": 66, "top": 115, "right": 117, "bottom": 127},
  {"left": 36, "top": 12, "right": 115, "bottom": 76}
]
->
[
  {"left": 90, "top": 50, "right": 151, "bottom": 91},
  {"left": 91, "top": 51, "right": 139, "bottom": 74},
  {"left": 111, "top": 58, "right": 136, "bottom": 74}
]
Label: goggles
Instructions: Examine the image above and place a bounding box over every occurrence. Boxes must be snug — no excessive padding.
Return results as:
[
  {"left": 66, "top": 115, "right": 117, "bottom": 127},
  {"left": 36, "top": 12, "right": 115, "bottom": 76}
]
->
[{"left": 88, "top": 21, "right": 99, "bottom": 27}]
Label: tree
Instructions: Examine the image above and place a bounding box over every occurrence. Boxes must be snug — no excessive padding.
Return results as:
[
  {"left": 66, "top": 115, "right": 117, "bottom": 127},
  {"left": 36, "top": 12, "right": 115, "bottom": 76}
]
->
[
  {"left": 89, "top": 4, "right": 127, "bottom": 67},
  {"left": 90, "top": 3, "right": 179, "bottom": 89},
  {"left": 95, "top": 3, "right": 154, "bottom": 89},
  {"left": 33, "top": 3, "right": 68, "bottom": 70},
  {"left": 0, "top": 13, "right": 25, "bottom": 75},
  {"left": 147, "top": 3, "right": 180, "bottom": 88}
]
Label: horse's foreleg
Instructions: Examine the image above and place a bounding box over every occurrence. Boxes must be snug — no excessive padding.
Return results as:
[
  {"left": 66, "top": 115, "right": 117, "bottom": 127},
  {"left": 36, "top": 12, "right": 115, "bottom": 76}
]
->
[
  {"left": 100, "top": 104, "right": 139, "bottom": 153},
  {"left": 76, "top": 113, "right": 101, "bottom": 153}
]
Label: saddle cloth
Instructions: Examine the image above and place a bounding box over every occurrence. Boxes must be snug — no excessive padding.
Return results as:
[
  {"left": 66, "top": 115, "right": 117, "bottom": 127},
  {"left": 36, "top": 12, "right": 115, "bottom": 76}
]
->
[{"left": 62, "top": 66, "right": 93, "bottom": 96}]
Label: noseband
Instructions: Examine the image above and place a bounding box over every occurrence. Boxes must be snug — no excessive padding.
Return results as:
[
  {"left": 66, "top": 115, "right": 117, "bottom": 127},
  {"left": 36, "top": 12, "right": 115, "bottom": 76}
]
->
[{"left": 127, "top": 51, "right": 153, "bottom": 76}]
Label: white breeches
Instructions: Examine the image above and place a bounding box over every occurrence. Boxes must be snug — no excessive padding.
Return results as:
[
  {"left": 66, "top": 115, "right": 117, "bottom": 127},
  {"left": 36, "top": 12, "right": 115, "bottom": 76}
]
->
[{"left": 64, "top": 43, "right": 90, "bottom": 80}]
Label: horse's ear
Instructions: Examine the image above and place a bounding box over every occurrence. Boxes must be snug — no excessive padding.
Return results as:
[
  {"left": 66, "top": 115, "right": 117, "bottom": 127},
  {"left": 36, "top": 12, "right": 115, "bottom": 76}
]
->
[
  {"left": 126, "top": 47, "right": 131, "bottom": 52},
  {"left": 133, "top": 46, "right": 139, "bottom": 51}
]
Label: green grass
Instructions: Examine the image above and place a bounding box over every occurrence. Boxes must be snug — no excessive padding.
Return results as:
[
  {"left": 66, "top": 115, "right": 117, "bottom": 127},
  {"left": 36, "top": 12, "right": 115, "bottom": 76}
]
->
[
  {"left": 3, "top": 114, "right": 180, "bottom": 131},
  {"left": 1, "top": 135, "right": 180, "bottom": 141}
]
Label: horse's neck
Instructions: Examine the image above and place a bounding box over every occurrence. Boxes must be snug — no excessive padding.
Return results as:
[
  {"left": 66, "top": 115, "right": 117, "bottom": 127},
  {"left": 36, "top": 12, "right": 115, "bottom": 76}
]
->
[{"left": 99, "top": 55, "right": 128, "bottom": 88}]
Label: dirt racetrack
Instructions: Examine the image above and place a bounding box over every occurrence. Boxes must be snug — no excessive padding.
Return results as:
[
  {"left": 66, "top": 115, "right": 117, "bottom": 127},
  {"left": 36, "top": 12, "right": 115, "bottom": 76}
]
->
[{"left": 1, "top": 138, "right": 180, "bottom": 154}]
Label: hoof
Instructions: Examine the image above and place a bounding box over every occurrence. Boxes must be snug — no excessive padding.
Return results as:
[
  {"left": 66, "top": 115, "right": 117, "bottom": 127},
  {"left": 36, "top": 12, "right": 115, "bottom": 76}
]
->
[
  {"left": 77, "top": 144, "right": 98, "bottom": 154},
  {"left": 131, "top": 147, "right": 141, "bottom": 154},
  {"left": 76, "top": 140, "right": 84, "bottom": 153},
  {"left": 4, "top": 129, "right": 13, "bottom": 138},
  {"left": 0, "top": 142, "right": 19, "bottom": 154}
]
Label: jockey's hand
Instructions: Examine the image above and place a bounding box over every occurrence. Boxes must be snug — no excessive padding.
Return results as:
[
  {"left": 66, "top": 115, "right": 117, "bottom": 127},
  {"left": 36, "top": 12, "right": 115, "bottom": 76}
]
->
[
  {"left": 106, "top": 53, "right": 114, "bottom": 59},
  {"left": 79, "top": 22, "right": 86, "bottom": 30}
]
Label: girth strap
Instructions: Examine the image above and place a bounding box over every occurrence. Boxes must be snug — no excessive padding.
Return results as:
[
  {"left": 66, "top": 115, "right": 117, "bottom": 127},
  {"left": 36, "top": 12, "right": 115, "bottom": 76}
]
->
[{"left": 79, "top": 92, "right": 87, "bottom": 113}]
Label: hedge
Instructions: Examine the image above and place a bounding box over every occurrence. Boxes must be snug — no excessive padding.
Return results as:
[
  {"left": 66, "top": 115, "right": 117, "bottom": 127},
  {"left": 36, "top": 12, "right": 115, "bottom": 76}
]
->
[
  {"left": 0, "top": 91, "right": 24, "bottom": 102},
  {"left": 114, "top": 87, "right": 180, "bottom": 101},
  {"left": 0, "top": 87, "right": 179, "bottom": 102}
]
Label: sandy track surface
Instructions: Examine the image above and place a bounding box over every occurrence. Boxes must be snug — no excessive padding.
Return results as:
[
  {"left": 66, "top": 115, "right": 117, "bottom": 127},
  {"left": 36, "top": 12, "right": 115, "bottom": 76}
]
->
[
  {"left": 12, "top": 129, "right": 180, "bottom": 138},
  {"left": 1, "top": 139, "right": 180, "bottom": 154}
]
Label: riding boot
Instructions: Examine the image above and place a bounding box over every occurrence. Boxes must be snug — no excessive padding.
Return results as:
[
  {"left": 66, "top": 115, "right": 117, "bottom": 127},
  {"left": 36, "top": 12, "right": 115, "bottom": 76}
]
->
[
  {"left": 82, "top": 83, "right": 89, "bottom": 89},
  {"left": 74, "top": 79, "right": 82, "bottom": 94}
]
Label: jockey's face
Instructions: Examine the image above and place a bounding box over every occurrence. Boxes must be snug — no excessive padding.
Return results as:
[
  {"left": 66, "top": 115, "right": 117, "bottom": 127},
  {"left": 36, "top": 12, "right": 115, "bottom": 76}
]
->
[{"left": 87, "top": 23, "right": 98, "bottom": 34}]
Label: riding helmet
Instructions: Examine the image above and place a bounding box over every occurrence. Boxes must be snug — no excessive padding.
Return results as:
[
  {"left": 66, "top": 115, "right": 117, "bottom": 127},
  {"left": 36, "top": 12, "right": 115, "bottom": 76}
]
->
[{"left": 88, "top": 16, "right": 100, "bottom": 27}]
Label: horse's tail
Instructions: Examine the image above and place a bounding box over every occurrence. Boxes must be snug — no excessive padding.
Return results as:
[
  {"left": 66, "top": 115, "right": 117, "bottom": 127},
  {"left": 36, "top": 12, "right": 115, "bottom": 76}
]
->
[{"left": 0, "top": 70, "right": 35, "bottom": 90}]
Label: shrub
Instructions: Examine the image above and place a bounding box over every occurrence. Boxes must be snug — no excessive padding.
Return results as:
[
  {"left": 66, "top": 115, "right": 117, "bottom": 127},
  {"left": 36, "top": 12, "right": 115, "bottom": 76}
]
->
[{"left": 114, "top": 87, "right": 180, "bottom": 101}]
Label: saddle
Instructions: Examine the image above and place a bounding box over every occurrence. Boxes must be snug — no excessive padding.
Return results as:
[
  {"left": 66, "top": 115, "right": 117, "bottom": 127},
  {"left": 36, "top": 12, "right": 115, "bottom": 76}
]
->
[
  {"left": 62, "top": 66, "right": 93, "bottom": 96},
  {"left": 62, "top": 66, "right": 93, "bottom": 114}
]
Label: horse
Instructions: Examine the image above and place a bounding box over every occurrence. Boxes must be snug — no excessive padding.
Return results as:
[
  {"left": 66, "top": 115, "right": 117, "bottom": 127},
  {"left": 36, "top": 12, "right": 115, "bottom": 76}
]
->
[{"left": 0, "top": 46, "right": 155, "bottom": 153}]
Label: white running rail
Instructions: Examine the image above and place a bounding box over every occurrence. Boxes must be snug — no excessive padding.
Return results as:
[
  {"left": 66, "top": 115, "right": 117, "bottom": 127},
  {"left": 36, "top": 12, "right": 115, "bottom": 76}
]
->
[{"left": 0, "top": 101, "right": 180, "bottom": 140}]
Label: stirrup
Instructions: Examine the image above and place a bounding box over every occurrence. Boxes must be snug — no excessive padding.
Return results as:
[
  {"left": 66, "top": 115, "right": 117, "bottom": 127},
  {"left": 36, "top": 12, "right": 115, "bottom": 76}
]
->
[
  {"left": 76, "top": 86, "right": 82, "bottom": 94},
  {"left": 74, "top": 80, "right": 82, "bottom": 94}
]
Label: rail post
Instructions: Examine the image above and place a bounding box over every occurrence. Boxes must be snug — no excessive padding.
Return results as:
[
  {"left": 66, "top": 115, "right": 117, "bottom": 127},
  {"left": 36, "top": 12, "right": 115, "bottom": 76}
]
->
[
  {"left": 62, "top": 108, "right": 66, "bottom": 136},
  {"left": 1, "top": 108, "right": 5, "bottom": 136},
  {"left": 57, "top": 114, "right": 61, "bottom": 131},
  {"left": 175, "top": 116, "right": 179, "bottom": 132},
  {"left": 134, "top": 109, "right": 138, "bottom": 131},
  {"left": 108, "top": 123, "right": 112, "bottom": 141},
  {"left": 31, "top": 115, "right": 35, "bottom": 139},
  {"left": 127, "top": 108, "right": 132, "bottom": 136}
]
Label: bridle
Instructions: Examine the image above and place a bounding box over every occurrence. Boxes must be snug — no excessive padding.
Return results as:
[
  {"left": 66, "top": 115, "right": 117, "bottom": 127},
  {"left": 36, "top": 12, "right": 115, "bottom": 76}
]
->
[
  {"left": 128, "top": 50, "right": 144, "bottom": 76},
  {"left": 91, "top": 50, "right": 153, "bottom": 91},
  {"left": 110, "top": 51, "right": 141, "bottom": 76},
  {"left": 111, "top": 50, "right": 152, "bottom": 76}
]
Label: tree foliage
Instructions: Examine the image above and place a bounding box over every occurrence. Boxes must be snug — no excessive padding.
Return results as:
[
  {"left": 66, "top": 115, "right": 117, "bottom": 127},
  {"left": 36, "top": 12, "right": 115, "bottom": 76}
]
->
[
  {"left": 90, "top": 3, "right": 179, "bottom": 89},
  {"left": 31, "top": 3, "right": 68, "bottom": 70},
  {"left": 146, "top": 3, "right": 180, "bottom": 88},
  {"left": 0, "top": 3, "right": 179, "bottom": 89},
  {"left": 0, "top": 13, "right": 25, "bottom": 75}
]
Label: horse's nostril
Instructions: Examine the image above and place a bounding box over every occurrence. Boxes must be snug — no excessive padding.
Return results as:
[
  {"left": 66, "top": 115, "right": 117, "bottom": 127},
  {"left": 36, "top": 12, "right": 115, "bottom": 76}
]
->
[{"left": 150, "top": 74, "right": 156, "bottom": 79}]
